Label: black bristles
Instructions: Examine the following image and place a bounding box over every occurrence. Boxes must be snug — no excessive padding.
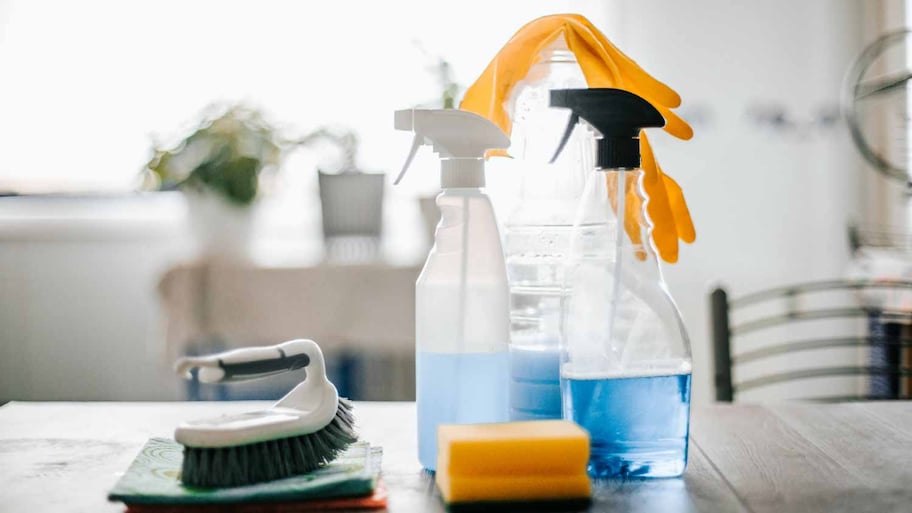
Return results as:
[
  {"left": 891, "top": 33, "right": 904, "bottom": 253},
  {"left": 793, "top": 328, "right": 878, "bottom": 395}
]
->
[{"left": 180, "top": 398, "right": 357, "bottom": 488}]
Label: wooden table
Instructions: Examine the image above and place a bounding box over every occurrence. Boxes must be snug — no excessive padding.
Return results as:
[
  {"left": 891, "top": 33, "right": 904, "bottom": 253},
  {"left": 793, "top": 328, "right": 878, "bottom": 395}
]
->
[{"left": 1, "top": 401, "right": 910, "bottom": 512}]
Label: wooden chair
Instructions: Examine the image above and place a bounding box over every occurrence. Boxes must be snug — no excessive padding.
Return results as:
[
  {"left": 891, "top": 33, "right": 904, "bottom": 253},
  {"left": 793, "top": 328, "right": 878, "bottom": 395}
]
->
[{"left": 711, "top": 280, "right": 912, "bottom": 401}]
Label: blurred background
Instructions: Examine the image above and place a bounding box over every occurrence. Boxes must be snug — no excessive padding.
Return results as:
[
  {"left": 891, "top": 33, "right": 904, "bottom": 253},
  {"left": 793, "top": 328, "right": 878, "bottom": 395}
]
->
[{"left": 1, "top": 0, "right": 910, "bottom": 404}]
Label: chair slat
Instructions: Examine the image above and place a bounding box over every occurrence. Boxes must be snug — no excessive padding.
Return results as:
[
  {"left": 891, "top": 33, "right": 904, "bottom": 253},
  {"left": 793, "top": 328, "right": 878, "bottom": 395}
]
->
[
  {"left": 734, "top": 336, "right": 912, "bottom": 363},
  {"left": 732, "top": 307, "right": 869, "bottom": 335},
  {"left": 731, "top": 280, "right": 912, "bottom": 308},
  {"left": 735, "top": 366, "right": 912, "bottom": 392},
  {"left": 810, "top": 395, "right": 912, "bottom": 402}
]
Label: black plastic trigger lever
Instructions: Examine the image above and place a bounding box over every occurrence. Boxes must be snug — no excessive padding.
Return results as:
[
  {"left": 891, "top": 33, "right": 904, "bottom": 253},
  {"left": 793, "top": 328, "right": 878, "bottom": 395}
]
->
[{"left": 549, "top": 112, "right": 579, "bottom": 164}]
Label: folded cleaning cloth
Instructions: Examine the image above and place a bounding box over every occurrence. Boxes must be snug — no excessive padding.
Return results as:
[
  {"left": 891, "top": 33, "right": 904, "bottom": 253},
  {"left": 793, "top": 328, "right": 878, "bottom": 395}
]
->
[
  {"left": 460, "top": 13, "right": 695, "bottom": 263},
  {"left": 108, "top": 438, "right": 383, "bottom": 507}
]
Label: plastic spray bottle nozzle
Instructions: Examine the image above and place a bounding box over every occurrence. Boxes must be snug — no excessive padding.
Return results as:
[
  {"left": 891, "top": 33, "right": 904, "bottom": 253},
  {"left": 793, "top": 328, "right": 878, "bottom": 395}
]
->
[
  {"left": 549, "top": 88, "right": 665, "bottom": 169},
  {"left": 394, "top": 109, "right": 510, "bottom": 188}
]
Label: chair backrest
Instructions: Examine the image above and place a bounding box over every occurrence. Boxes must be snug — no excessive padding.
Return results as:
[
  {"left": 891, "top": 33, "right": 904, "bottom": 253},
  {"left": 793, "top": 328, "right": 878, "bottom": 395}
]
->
[{"left": 711, "top": 280, "right": 912, "bottom": 402}]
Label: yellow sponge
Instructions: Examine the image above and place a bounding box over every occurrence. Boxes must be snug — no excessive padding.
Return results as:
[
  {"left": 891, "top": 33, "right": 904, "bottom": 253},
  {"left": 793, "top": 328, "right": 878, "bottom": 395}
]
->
[
  {"left": 437, "top": 473, "right": 591, "bottom": 503},
  {"left": 436, "top": 421, "right": 591, "bottom": 505}
]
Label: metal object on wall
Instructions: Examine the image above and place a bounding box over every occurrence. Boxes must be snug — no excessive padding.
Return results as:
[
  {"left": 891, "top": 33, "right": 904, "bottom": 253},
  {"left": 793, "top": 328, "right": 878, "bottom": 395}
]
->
[
  {"left": 843, "top": 29, "right": 911, "bottom": 185},
  {"left": 746, "top": 102, "right": 841, "bottom": 139}
]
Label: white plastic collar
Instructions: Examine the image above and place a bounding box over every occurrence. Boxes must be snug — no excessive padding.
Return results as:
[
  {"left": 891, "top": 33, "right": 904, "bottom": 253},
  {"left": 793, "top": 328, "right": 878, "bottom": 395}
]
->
[{"left": 441, "top": 159, "right": 485, "bottom": 188}]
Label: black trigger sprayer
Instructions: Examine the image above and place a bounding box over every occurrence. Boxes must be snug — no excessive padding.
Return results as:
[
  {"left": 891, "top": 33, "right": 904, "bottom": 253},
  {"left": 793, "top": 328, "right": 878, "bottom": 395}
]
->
[{"left": 549, "top": 88, "right": 665, "bottom": 169}]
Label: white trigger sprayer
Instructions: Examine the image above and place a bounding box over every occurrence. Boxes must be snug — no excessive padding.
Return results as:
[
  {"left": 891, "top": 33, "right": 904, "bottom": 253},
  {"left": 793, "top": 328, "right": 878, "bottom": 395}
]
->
[
  {"left": 394, "top": 109, "right": 509, "bottom": 188},
  {"left": 393, "top": 108, "right": 512, "bottom": 471}
]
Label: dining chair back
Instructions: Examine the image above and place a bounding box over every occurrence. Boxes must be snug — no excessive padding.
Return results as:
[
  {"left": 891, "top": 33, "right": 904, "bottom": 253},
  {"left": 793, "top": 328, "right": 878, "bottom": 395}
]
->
[{"left": 711, "top": 280, "right": 912, "bottom": 401}]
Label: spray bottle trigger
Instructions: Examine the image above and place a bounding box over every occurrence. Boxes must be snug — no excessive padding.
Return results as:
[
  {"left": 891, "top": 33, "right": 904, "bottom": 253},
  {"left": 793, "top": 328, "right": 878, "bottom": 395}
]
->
[
  {"left": 394, "top": 134, "right": 424, "bottom": 185},
  {"left": 549, "top": 112, "right": 580, "bottom": 164}
]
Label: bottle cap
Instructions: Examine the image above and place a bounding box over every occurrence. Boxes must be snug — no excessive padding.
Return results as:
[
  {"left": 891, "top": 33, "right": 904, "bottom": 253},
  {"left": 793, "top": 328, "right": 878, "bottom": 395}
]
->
[
  {"left": 549, "top": 88, "right": 665, "bottom": 169},
  {"left": 394, "top": 109, "right": 509, "bottom": 188}
]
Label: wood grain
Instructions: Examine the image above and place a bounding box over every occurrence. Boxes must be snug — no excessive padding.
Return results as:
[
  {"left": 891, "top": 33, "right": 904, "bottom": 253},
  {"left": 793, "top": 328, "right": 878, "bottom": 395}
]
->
[
  {"left": 2, "top": 401, "right": 911, "bottom": 513},
  {"left": 691, "top": 403, "right": 912, "bottom": 513},
  {"left": 860, "top": 400, "right": 912, "bottom": 437},
  {"left": 588, "top": 443, "right": 748, "bottom": 513},
  {"left": 766, "top": 402, "right": 912, "bottom": 512}
]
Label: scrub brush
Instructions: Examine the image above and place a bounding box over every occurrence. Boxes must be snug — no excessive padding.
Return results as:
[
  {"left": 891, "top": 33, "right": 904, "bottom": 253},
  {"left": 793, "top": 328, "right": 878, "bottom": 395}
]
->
[{"left": 173, "top": 339, "right": 357, "bottom": 488}]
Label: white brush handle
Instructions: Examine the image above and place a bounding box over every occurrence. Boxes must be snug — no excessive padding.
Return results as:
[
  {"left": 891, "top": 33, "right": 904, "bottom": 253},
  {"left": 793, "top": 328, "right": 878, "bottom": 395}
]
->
[
  {"left": 175, "top": 339, "right": 316, "bottom": 384},
  {"left": 174, "top": 339, "right": 342, "bottom": 448}
]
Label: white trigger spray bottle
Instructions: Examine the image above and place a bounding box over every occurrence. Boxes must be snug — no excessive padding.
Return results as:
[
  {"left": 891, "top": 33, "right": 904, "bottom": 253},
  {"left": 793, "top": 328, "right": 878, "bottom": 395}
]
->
[{"left": 394, "top": 109, "right": 511, "bottom": 471}]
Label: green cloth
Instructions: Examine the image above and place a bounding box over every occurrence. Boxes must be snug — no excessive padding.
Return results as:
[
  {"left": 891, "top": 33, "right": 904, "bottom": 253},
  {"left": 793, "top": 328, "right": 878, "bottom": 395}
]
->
[{"left": 108, "top": 438, "right": 380, "bottom": 505}]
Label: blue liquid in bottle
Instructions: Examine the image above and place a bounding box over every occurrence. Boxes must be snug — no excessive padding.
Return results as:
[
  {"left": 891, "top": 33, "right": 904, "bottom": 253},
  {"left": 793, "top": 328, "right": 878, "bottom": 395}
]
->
[
  {"left": 417, "top": 350, "right": 509, "bottom": 470},
  {"left": 509, "top": 345, "right": 562, "bottom": 420},
  {"left": 563, "top": 373, "right": 692, "bottom": 478}
]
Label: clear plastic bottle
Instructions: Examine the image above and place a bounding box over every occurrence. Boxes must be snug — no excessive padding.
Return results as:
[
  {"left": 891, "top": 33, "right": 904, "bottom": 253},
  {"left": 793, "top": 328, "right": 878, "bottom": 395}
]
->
[
  {"left": 552, "top": 88, "right": 692, "bottom": 478},
  {"left": 563, "top": 167, "right": 692, "bottom": 478},
  {"left": 505, "top": 41, "right": 592, "bottom": 421},
  {"left": 416, "top": 187, "right": 510, "bottom": 470},
  {"left": 393, "top": 109, "right": 511, "bottom": 471}
]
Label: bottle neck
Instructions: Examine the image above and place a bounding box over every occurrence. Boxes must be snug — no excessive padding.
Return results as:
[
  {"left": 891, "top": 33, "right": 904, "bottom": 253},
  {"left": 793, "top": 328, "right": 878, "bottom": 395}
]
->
[
  {"left": 441, "top": 159, "right": 485, "bottom": 188},
  {"left": 509, "top": 43, "right": 588, "bottom": 195},
  {"left": 596, "top": 138, "right": 640, "bottom": 170}
]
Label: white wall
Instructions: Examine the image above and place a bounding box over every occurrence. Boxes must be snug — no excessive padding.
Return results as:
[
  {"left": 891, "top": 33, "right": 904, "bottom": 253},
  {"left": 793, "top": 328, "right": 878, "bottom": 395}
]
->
[
  {"left": 601, "top": 0, "right": 886, "bottom": 403},
  {"left": 0, "top": 196, "right": 191, "bottom": 401}
]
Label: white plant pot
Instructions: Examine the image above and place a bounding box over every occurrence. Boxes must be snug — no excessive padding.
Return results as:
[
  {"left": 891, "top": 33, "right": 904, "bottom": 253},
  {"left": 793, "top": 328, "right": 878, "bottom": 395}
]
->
[
  {"left": 184, "top": 189, "right": 255, "bottom": 261},
  {"left": 317, "top": 172, "right": 385, "bottom": 238}
]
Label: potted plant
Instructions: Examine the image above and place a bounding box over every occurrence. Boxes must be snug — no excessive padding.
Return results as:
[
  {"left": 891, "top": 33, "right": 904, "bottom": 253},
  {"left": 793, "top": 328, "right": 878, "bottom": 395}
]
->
[
  {"left": 142, "top": 104, "right": 282, "bottom": 260},
  {"left": 296, "top": 128, "right": 385, "bottom": 261}
]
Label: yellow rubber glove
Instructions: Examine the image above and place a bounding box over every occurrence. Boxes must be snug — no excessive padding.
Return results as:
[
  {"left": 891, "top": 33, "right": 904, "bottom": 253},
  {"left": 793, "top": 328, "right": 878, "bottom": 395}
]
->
[
  {"left": 460, "top": 13, "right": 695, "bottom": 263},
  {"left": 639, "top": 133, "right": 695, "bottom": 263}
]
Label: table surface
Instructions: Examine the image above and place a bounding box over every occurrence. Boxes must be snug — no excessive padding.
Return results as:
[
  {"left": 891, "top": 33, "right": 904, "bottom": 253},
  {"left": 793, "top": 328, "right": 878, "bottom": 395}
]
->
[{"left": 1, "top": 401, "right": 910, "bottom": 513}]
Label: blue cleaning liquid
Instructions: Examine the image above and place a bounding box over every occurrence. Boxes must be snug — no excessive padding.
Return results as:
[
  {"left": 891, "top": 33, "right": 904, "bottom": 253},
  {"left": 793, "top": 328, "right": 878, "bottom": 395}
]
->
[
  {"left": 510, "top": 345, "right": 561, "bottom": 420},
  {"left": 417, "top": 350, "right": 509, "bottom": 471},
  {"left": 563, "top": 373, "right": 692, "bottom": 478}
]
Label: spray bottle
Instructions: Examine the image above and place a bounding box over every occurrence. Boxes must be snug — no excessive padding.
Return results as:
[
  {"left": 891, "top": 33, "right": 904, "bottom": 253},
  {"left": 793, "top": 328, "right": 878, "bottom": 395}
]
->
[
  {"left": 394, "top": 109, "right": 511, "bottom": 471},
  {"left": 504, "top": 37, "right": 592, "bottom": 421},
  {"left": 551, "top": 89, "right": 692, "bottom": 478}
]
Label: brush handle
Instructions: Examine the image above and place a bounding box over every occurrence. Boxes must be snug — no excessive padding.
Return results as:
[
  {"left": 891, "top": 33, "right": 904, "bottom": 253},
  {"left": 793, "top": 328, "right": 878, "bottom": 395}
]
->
[
  {"left": 174, "top": 340, "right": 343, "bottom": 449},
  {"left": 175, "top": 340, "right": 314, "bottom": 383}
]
